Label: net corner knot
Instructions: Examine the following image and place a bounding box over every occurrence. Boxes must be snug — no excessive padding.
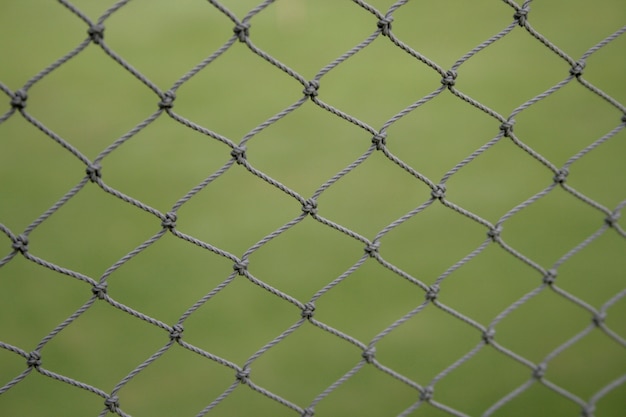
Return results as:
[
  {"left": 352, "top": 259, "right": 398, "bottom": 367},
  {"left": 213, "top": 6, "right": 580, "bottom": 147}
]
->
[
  {"left": 553, "top": 168, "right": 568, "bottom": 184},
  {"left": 482, "top": 328, "right": 496, "bottom": 344},
  {"left": 11, "top": 234, "right": 29, "bottom": 254},
  {"left": 92, "top": 282, "right": 108, "bottom": 299},
  {"left": 236, "top": 368, "right": 251, "bottom": 384},
  {"left": 377, "top": 16, "right": 393, "bottom": 36},
  {"left": 441, "top": 70, "right": 457, "bottom": 88},
  {"left": 543, "top": 269, "right": 557, "bottom": 285},
  {"left": 592, "top": 312, "right": 606, "bottom": 326},
  {"left": 513, "top": 8, "right": 529, "bottom": 26},
  {"left": 301, "top": 302, "right": 316, "bottom": 319},
  {"left": 487, "top": 225, "right": 502, "bottom": 241},
  {"left": 10, "top": 89, "right": 27, "bottom": 109},
  {"left": 169, "top": 324, "right": 184, "bottom": 341},
  {"left": 499, "top": 120, "right": 515, "bottom": 137},
  {"left": 430, "top": 184, "right": 446, "bottom": 200},
  {"left": 104, "top": 395, "right": 120, "bottom": 412},
  {"left": 302, "top": 408, "right": 315, "bottom": 417},
  {"left": 233, "top": 22, "right": 250, "bottom": 42},
  {"left": 158, "top": 91, "right": 176, "bottom": 109},
  {"left": 27, "top": 351, "right": 42, "bottom": 368},
  {"left": 372, "top": 132, "right": 387, "bottom": 150},
  {"left": 532, "top": 363, "right": 547, "bottom": 380},
  {"left": 230, "top": 146, "right": 247, "bottom": 164},
  {"left": 161, "top": 212, "right": 177, "bottom": 230},
  {"left": 425, "top": 284, "right": 439, "bottom": 302},
  {"left": 88, "top": 24, "right": 105, "bottom": 44},
  {"left": 302, "top": 199, "right": 318, "bottom": 216},
  {"left": 233, "top": 259, "right": 249, "bottom": 275},
  {"left": 364, "top": 241, "right": 380, "bottom": 257},
  {"left": 86, "top": 163, "right": 102, "bottom": 182},
  {"left": 362, "top": 347, "right": 376, "bottom": 364},
  {"left": 605, "top": 212, "right": 620, "bottom": 227},
  {"left": 569, "top": 60, "right": 585, "bottom": 77},
  {"left": 303, "top": 80, "right": 320, "bottom": 98},
  {"left": 420, "top": 386, "right": 434, "bottom": 402}
]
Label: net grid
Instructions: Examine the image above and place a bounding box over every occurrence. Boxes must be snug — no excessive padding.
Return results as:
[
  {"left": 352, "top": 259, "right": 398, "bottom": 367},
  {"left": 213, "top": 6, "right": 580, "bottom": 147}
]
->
[{"left": 0, "top": 0, "right": 625, "bottom": 416}]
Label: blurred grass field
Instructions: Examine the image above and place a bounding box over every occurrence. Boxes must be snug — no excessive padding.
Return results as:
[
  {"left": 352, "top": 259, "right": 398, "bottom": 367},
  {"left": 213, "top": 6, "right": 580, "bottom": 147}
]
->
[{"left": 1, "top": 1, "right": 625, "bottom": 416}]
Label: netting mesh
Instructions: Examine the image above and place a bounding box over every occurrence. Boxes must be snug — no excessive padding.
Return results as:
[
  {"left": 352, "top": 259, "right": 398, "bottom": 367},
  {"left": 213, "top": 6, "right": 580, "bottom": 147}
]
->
[{"left": 1, "top": 0, "right": 625, "bottom": 416}]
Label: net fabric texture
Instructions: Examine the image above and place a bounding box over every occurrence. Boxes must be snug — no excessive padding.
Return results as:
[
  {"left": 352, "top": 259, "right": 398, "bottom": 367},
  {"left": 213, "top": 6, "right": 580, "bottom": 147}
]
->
[{"left": 1, "top": 1, "right": 625, "bottom": 416}]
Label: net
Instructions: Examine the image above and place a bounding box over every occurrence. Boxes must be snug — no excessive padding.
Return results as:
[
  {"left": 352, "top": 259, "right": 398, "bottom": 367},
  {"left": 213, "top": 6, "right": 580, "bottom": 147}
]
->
[{"left": 1, "top": 1, "right": 625, "bottom": 416}]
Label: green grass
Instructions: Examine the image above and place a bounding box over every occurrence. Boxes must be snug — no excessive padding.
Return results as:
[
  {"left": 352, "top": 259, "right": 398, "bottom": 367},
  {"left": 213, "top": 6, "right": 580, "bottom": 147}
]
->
[{"left": 1, "top": 1, "right": 625, "bottom": 416}]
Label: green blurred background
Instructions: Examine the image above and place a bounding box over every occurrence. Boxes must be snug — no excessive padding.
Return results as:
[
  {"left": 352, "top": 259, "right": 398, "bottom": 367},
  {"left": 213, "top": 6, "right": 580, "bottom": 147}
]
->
[{"left": 1, "top": 1, "right": 625, "bottom": 416}]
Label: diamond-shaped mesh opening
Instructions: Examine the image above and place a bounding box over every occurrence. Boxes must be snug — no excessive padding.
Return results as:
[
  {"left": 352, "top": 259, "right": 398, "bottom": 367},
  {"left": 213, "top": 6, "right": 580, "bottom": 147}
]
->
[{"left": 118, "top": 345, "right": 235, "bottom": 417}]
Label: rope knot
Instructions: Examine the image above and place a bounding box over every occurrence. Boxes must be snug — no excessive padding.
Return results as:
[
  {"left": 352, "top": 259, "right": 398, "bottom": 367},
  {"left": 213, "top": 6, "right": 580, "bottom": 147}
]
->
[
  {"left": 441, "top": 70, "right": 457, "bottom": 88},
  {"left": 487, "top": 226, "right": 502, "bottom": 241},
  {"left": 482, "top": 328, "right": 495, "bottom": 344},
  {"left": 104, "top": 395, "right": 120, "bottom": 412},
  {"left": 605, "top": 212, "right": 620, "bottom": 227},
  {"left": 362, "top": 347, "right": 376, "bottom": 364},
  {"left": 513, "top": 8, "right": 529, "bottom": 26},
  {"left": 301, "top": 302, "right": 316, "bottom": 319},
  {"left": 581, "top": 405, "right": 596, "bottom": 417},
  {"left": 543, "top": 269, "right": 557, "bottom": 285},
  {"left": 377, "top": 17, "right": 393, "bottom": 36},
  {"left": 364, "top": 241, "right": 380, "bottom": 257},
  {"left": 430, "top": 184, "right": 446, "bottom": 200},
  {"left": 88, "top": 24, "right": 105, "bottom": 44},
  {"left": 92, "top": 282, "right": 108, "bottom": 299},
  {"left": 86, "top": 163, "right": 102, "bottom": 182},
  {"left": 169, "top": 324, "right": 184, "bottom": 341},
  {"left": 553, "top": 168, "right": 568, "bottom": 184},
  {"left": 420, "top": 386, "right": 434, "bottom": 402},
  {"left": 532, "top": 364, "right": 546, "bottom": 379},
  {"left": 10, "top": 89, "right": 27, "bottom": 109},
  {"left": 161, "top": 212, "right": 177, "bottom": 230},
  {"left": 27, "top": 351, "right": 42, "bottom": 368},
  {"left": 499, "top": 120, "right": 515, "bottom": 137},
  {"left": 592, "top": 312, "right": 606, "bottom": 326},
  {"left": 158, "top": 91, "right": 176, "bottom": 109},
  {"left": 233, "top": 260, "right": 248, "bottom": 275},
  {"left": 233, "top": 22, "right": 249, "bottom": 42},
  {"left": 303, "top": 80, "right": 319, "bottom": 98},
  {"left": 425, "top": 284, "right": 439, "bottom": 301},
  {"left": 569, "top": 61, "right": 585, "bottom": 77},
  {"left": 371, "top": 132, "right": 387, "bottom": 150},
  {"left": 236, "top": 368, "right": 251, "bottom": 384},
  {"left": 12, "top": 234, "right": 29, "bottom": 254},
  {"left": 302, "top": 199, "right": 318, "bottom": 216},
  {"left": 230, "top": 146, "right": 247, "bottom": 164}
]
